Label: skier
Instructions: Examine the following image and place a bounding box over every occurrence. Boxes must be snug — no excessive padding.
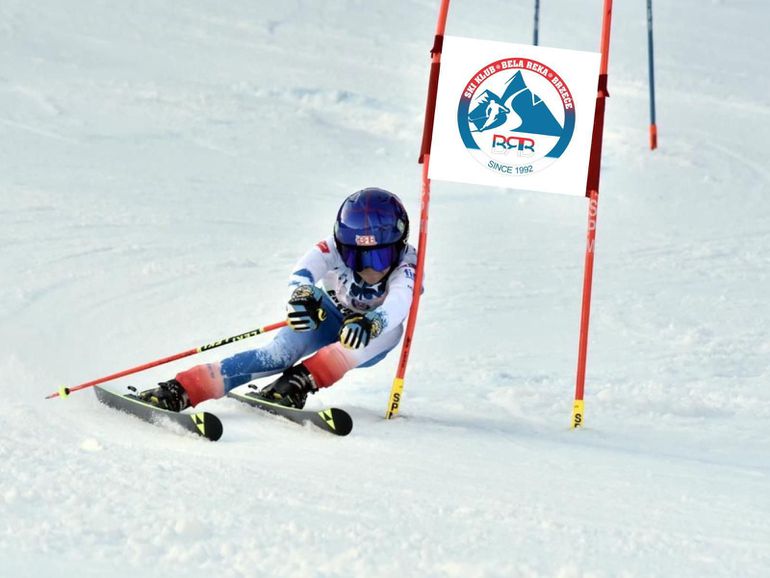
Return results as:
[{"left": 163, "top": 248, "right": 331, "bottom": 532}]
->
[
  {"left": 478, "top": 99, "right": 510, "bottom": 132},
  {"left": 138, "top": 187, "right": 416, "bottom": 411}
]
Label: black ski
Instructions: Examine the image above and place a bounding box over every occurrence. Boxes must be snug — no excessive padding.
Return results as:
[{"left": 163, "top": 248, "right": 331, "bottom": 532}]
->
[
  {"left": 227, "top": 388, "right": 353, "bottom": 436},
  {"left": 94, "top": 385, "right": 223, "bottom": 441}
]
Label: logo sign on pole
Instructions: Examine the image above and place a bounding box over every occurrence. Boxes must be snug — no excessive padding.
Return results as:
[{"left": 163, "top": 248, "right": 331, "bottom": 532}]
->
[{"left": 429, "top": 36, "right": 601, "bottom": 197}]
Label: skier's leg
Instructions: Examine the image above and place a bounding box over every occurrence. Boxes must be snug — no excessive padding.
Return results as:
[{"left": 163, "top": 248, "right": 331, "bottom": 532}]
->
[
  {"left": 174, "top": 328, "right": 322, "bottom": 405},
  {"left": 303, "top": 324, "right": 403, "bottom": 388},
  {"left": 252, "top": 324, "right": 403, "bottom": 408},
  {"left": 175, "top": 295, "right": 344, "bottom": 405}
]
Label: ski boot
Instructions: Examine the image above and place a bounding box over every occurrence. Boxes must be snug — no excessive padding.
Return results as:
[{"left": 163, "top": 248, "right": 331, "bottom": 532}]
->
[
  {"left": 256, "top": 364, "right": 317, "bottom": 409},
  {"left": 137, "top": 379, "right": 190, "bottom": 412}
]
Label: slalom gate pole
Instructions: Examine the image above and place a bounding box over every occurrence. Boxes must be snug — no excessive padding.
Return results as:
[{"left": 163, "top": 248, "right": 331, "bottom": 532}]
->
[
  {"left": 571, "top": 0, "right": 614, "bottom": 429},
  {"left": 384, "top": 0, "right": 451, "bottom": 419},
  {"left": 46, "top": 321, "right": 287, "bottom": 400},
  {"left": 647, "top": 0, "right": 658, "bottom": 150},
  {"left": 533, "top": 0, "right": 540, "bottom": 46}
]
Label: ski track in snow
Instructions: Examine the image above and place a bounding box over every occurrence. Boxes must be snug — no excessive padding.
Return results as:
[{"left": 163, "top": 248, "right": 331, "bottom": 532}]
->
[{"left": 1, "top": 1, "right": 769, "bottom": 577}]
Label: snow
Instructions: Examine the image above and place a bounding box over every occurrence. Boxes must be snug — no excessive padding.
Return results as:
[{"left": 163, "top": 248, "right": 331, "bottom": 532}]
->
[{"left": 1, "top": 0, "right": 769, "bottom": 576}]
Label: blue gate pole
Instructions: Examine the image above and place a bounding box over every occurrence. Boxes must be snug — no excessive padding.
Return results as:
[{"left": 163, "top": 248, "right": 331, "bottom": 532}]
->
[{"left": 647, "top": 0, "right": 658, "bottom": 149}]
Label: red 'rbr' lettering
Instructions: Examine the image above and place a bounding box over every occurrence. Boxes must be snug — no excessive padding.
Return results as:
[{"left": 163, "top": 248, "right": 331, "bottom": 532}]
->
[{"left": 492, "top": 134, "right": 536, "bottom": 154}]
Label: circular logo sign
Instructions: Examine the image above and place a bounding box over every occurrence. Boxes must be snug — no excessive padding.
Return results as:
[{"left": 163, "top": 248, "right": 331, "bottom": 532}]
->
[{"left": 457, "top": 58, "right": 576, "bottom": 177}]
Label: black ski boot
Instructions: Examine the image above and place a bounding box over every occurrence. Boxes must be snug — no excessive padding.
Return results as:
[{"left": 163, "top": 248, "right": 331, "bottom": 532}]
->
[
  {"left": 137, "top": 379, "right": 190, "bottom": 412},
  {"left": 256, "top": 364, "right": 317, "bottom": 409}
]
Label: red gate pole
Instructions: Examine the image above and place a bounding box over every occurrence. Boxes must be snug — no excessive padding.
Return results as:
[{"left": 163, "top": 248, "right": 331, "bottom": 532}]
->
[
  {"left": 385, "top": 0, "right": 451, "bottom": 419},
  {"left": 571, "top": 0, "right": 614, "bottom": 429}
]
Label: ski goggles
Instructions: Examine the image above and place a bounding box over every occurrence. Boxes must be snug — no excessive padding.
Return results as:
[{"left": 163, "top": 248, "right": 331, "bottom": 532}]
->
[{"left": 338, "top": 243, "right": 399, "bottom": 272}]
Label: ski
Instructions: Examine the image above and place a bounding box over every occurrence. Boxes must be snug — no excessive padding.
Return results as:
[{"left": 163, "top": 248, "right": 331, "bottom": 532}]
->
[
  {"left": 227, "top": 388, "right": 353, "bottom": 436},
  {"left": 93, "top": 385, "right": 223, "bottom": 441}
]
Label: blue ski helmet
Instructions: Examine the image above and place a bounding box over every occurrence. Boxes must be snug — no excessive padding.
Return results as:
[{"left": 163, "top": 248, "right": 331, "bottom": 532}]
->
[{"left": 334, "top": 188, "right": 409, "bottom": 272}]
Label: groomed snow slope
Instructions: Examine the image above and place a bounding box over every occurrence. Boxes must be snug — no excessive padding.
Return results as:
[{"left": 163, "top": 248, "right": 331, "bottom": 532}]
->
[{"left": 1, "top": 1, "right": 768, "bottom": 576}]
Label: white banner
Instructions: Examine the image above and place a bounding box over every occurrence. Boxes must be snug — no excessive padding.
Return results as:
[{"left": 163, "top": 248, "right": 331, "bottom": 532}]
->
[{"left": 429, "top": 36, "right": 601, "bottom": 197}]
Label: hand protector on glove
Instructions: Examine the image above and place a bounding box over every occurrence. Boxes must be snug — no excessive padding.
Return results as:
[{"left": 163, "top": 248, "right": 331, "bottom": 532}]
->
[
  {"left": 287, "top": 285, "right": 326, "bottom": 331},
  {"left": 339, "top": 311, "right": 384, "bottom": 349}
]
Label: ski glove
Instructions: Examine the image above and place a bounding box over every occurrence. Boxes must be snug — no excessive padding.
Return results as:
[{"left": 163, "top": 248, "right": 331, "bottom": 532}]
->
[
  {"left": 287, "top": 285, "right": 326, "bottom": 331},
  {"left": 339, "top": 311, "right": 384, "bottom": 350}
]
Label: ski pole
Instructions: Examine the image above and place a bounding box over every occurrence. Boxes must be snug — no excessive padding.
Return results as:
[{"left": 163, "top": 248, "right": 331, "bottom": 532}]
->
[{"left": 45, "top": 320, "right": 288, "bottom": 399}]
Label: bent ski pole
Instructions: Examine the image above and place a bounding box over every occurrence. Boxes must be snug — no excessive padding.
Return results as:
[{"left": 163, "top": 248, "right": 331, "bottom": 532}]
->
[{"left": 45, "top": 320, "right": 288, "bottom": 399}]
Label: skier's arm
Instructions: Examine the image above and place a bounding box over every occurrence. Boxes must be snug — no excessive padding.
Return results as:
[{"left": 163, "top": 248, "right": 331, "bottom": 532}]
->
[
  {"left": 285, "top": 239, "right": 336, "bottom": 331},
  {"left": 373, "top": 261, "right": 415, "bottom": 335},
  {"left": 338, "top": 262, "right": 415, "bottom": 348}
]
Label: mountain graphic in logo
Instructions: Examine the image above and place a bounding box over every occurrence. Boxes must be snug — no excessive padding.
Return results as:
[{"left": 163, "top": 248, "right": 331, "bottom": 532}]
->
[
  {"left": 468, "top": 71, "right": 563, "bottom": 137},
  {"left": 457, "top": 57, "right": 577, "bottom": 175}
]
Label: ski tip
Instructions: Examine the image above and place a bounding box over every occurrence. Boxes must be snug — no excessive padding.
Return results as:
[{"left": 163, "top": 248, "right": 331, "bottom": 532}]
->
[
  {"left": 318, "top": 408, "right": 353, "bottom": 436},
  {"left": 190, "top": 412, "right": 223, "bottom": 442}
]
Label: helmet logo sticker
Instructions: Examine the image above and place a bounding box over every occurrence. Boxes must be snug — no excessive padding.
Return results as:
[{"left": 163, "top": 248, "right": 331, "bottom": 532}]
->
[{"left": 355, "top": 235, "right": 377, "bottom": 246}]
